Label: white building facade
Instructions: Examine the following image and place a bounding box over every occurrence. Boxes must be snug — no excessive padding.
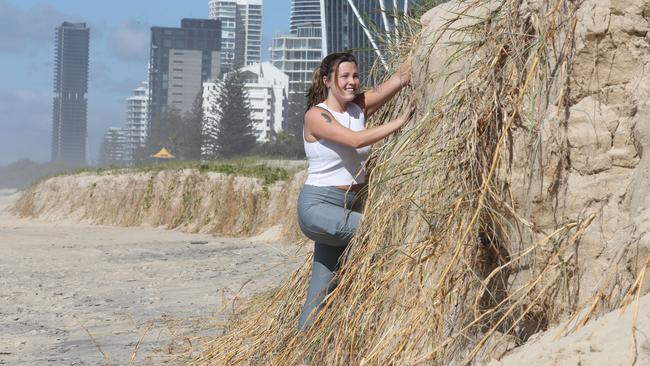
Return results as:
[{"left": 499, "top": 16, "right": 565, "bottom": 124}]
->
[
  {"left": 290, "top": 0, "right": 321, "bottom": 32},
  {"left": 239, "top": 62, "right": 289, "bottom": 142},
  {"left": 124, "top": 81, "right": 149, "bottom": 163},
  {"left": 270, "top": 26, "right": 322, "bottom": 95},
  {"left": 102, "top": 127, "right": 127, "bottom": 165},
  {"left": 208, "top": 0, "right": 263, "bottom": 72}
]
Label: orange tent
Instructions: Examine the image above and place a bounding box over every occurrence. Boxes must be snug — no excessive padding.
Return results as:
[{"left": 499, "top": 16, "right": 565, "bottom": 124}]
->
[{"left": 150, "top": 147, "right": 175, "bottom": 159}]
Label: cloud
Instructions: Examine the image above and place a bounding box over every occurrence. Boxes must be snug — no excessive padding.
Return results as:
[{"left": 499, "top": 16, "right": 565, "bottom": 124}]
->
[
  {"left": 0, "top": 89, "right": 52, "bottom": 164},
  {"left": 89, "top": 60, "right": 143, "bottom": 94},
  {"left": 108, "top": 19, "right": 150, "bottom": 62},
  {"left": 0, "top": 88, "right": 131, "bottom": 165},
  {"left": 0, "top": 0, "right": 81, "bottom": 53}
]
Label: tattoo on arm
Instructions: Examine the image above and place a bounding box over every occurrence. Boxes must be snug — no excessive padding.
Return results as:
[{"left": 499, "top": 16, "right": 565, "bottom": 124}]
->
[{"left": 321, "top": 113, "right": 332, "bottom": 124}]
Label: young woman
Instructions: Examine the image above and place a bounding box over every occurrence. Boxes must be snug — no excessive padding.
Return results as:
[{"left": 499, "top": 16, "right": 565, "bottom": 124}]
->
[{"left": 297, "top": 52, "right": 414, "bottom": 330}]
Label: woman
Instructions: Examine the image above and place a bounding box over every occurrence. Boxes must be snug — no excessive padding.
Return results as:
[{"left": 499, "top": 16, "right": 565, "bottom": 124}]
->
[{"left": 297, "top": 52, "right": 414, "bottom": 330}]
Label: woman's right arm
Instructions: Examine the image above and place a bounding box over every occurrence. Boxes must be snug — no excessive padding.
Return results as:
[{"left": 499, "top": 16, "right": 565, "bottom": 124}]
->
[{"left": 304, "top": 103, "right": 415, "bottom": 149}]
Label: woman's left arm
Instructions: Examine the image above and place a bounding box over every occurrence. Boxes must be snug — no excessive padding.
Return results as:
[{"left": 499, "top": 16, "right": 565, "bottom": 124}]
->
[{"left": 355, "top": 55, "right": 411, "bottom": 118}]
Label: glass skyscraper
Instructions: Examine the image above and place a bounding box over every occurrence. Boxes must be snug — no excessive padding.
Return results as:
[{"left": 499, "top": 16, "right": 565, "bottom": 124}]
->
[
  {"left": 321, "top": 0, "right": 413, "bottom": 77},
  {"left": 51, "top": 22, "right": 89, "bottom": 164}
]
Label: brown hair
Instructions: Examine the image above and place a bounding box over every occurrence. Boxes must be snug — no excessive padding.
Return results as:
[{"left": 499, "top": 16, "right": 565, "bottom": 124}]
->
[{"left": 306, "top": 52, "right": 357, "bottom": 109}]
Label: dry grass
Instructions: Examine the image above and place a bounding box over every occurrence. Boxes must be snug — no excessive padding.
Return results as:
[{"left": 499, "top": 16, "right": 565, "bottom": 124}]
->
[{"left": 190, "top": 0, "right": 645, "bottom": 364}]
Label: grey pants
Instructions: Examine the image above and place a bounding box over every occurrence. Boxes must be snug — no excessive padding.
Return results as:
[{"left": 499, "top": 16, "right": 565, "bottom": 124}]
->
[{"left": 296, "top": 184, "right": 364, "bottom": 330}]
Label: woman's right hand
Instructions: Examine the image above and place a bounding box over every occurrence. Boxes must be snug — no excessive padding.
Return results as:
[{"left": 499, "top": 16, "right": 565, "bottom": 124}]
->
[
  {"left": 396, "top": 99, "right": 416, "bottom": 128},
  {"left": 397, "top": 55, "right": 412, "bottom": 87}
]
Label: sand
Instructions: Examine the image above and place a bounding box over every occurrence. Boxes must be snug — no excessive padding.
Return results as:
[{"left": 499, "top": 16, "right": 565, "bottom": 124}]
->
[
  {"left": 0, "top": 189, "right": 307, "bottom": 365},
  {"left": 489, "top": 293, "right": 650, "bottom": 365},
  {"left": 4, "top": 183, "right": 649, "bottom": 365}
]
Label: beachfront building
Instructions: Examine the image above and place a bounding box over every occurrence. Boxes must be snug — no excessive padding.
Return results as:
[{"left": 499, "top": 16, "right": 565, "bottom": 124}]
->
[
  {"left": 290, "top": 0, "right": 321, "bottom": 32},
  {"left": 148, "top": 18, "right": 221, "bottom": 149},
  {"left": 270, "top": 0, "right": 322, "bottom": 94},
  {"left": 123, "top": 82, "right": 149, "bottom": 164},
  {"left": 51, "top": 21, "right": 90, "bottom": 164},
  {"left": 101, "top": 127, "right": 127, "bottom": 165},
  {"left": 208, "top": 0, "right": 263, "bottom": 73},
  {"left": 270, "top": 26, "right": 322, "bottom": 95}
]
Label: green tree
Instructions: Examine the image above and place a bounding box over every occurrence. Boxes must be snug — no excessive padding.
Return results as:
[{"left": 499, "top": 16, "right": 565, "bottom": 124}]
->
[
  {"left": 283, "top": 92, "right": 307, "bottom": 158},
  {"left": 202, "top": 83, "right": 222, "bottom": 160},
  {"left": 98, "top": 139, "right": 107, "bottom": 166},
  {"left": 146, "top": 106, "right": 184, "bottom": 158},
  {"left": 145, "top": 92, "right": 205, "bottom": 162},
  {"left": 132, "top": 145, "right": 150, "bottom": 166},
  {"left": 215, "top": 71, "right": 256, "bottom": 158},
  {"left": 177, "top": 92, "right": 204, "bottom": 161},
  {"left": 254, "top": 92, "right": 305, "bottom": 158}
]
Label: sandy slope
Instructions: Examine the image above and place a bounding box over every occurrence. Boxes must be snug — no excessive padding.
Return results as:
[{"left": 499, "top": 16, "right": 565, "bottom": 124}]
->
[
  {"left": 0, "top": 189, "right": 306, "bottom": 365},
  {"left": 489, "top": 292, "right": 650, "bottom": 365}
]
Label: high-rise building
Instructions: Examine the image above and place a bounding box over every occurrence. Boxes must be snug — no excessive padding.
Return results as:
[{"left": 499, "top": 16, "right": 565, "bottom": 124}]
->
[
  {"left": 209, "top": 1, "right": 237, "bottom": 72},
  {"left": 270, "top": 0, "right": 322, "bottom": 95},
  {"left": 148, "top": 18, "right": 221, "bottom": 147},
  {"left": 321, "top": 0, "right": 413, "bottom": 76},
  {"left": 270, "top": 26, "right": 322, "bottom": 94},
  {"left": 123, "top": 81, "right": 149, "bottom": 163},
  {"left": 290, "top": 0, "right": 321, "bottom": 32},
  {"left": 51, "top": 21, "right": 89, "bottom": 164},
  {"left": 101, "top": 127, "right": 126, "bottom": 165},
  {"left": 236, "top": 0, "right": 262, "bottom": 68},
  {"left": 208, "top": 0, "right": 262, "bottom": 72}
]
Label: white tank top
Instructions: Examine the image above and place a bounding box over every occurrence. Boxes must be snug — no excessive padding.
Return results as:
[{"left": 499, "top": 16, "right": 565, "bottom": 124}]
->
[{"left": 304, "top": 102, "right": 371, "bottom": 186}]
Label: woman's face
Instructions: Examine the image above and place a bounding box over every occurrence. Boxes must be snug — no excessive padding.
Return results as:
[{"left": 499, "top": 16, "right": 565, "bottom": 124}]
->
[{"left": 325, "top": 61, "right": 360, "bottom": 103}]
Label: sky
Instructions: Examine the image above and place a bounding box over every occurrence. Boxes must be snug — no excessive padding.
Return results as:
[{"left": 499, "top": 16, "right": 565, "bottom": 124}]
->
[{"left": 0, "top": 0, "right": 291, "bottom": 165}]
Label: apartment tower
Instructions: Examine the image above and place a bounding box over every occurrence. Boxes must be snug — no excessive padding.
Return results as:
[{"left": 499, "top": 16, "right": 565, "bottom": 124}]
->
[
  {"left": 270, "top": 27, "right": 322, "bottom": 94},
  {"left": 290, "top": 0, "right": 321, "bottom": 32},
  {"left": 270, "top": 0, "right": 322, "bottom": 94},
  {"left": 148, "top": 18, "right": 221, "bottom": 149},
  {"left": 123, "top": 81, "right": 149, "bottom": 163},
  {"left": 51, "top": 22, "right": 89, "bottom": 164},
  {"left": 101, "top": 127, "right": 126, "bottom": 165},
  {"left": 208, "top": 0, "right": 262, "bottom": 73}
]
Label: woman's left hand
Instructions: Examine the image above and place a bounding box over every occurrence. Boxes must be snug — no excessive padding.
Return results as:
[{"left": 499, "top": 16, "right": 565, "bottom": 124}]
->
[{"left": 397, "top": 55, "right": 412, "bottom": 87}]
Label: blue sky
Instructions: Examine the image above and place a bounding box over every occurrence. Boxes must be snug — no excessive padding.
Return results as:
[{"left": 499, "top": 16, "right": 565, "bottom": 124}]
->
[{"left": 0, "top": 0, "right": 291, "bottom": 165}]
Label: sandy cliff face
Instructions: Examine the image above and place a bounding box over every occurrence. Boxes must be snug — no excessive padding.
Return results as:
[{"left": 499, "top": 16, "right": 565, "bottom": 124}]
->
[
  {"left": 415, "top": 0, "right": 650, "bottom": 309},
  {"left": 13, "top": 169, "right": 307, "bottom": 241},
  {"left": 530, "top": 0, "right": 650, "bottom": 300}
]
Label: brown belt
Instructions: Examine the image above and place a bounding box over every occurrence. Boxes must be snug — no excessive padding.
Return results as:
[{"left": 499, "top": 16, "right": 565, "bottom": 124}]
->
[{"left": 334, "top": 183, "right": 366, "bottom": 193}]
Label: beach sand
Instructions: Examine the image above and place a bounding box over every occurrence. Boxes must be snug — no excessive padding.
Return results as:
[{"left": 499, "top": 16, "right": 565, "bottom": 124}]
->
[{"left": 0, "top": 189, "right": 306, "bottom": 365}]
